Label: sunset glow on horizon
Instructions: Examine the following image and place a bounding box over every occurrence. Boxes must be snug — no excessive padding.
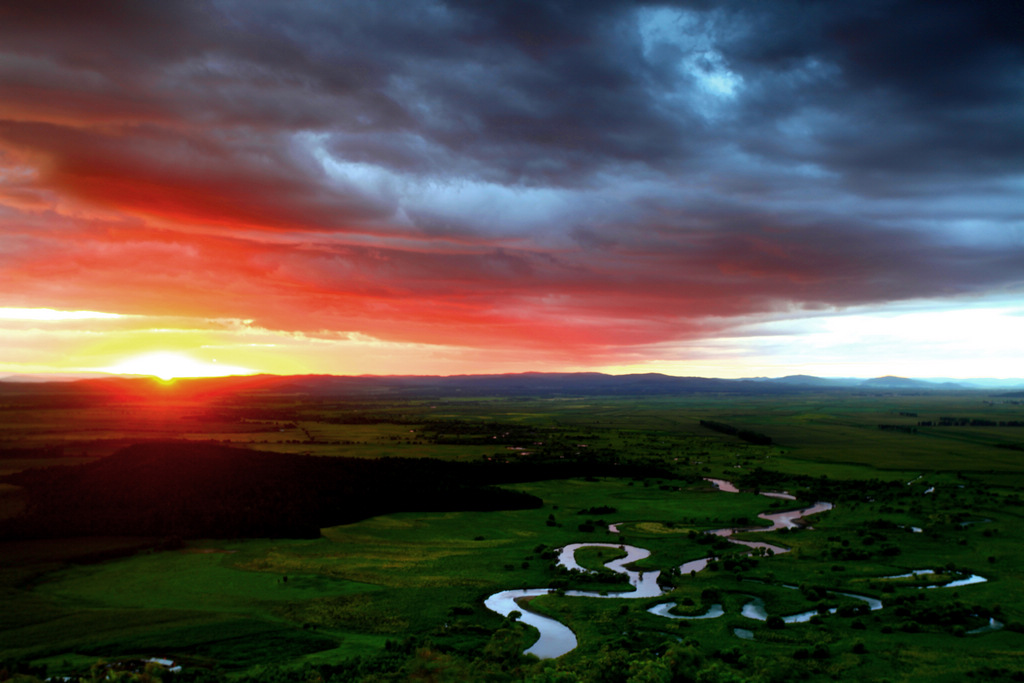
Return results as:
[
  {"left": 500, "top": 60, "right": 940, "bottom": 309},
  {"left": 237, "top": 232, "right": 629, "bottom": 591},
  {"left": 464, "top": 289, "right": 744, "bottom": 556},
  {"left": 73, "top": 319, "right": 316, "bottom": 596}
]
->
[
  {"left": 98, "top": 352, "right": 256, "bottom": 382},
  {"left": 1, "top": 2, "right": 1022, "bottom": 381}
]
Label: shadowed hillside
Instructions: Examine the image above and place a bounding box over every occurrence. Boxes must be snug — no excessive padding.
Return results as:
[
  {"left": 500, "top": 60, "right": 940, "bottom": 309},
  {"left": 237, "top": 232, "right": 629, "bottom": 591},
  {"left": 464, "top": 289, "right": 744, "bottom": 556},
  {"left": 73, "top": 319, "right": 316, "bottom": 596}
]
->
[{"left": 0, "top": 442, "right": 551, "bottom": 539}]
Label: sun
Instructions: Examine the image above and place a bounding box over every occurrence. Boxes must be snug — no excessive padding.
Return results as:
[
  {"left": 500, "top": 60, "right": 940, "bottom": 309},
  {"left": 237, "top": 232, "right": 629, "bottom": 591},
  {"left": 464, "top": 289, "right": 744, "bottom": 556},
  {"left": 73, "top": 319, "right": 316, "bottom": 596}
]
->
[{"left": 101, "top": 352, "right": 255, "bottom": 381}]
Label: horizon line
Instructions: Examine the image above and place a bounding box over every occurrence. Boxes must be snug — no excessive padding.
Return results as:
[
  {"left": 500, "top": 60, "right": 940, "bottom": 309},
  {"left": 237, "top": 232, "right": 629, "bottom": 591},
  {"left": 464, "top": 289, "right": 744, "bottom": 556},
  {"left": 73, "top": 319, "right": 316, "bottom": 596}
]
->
[{"left": 2, "top": 370, "right": 1023, "bottom": 385}]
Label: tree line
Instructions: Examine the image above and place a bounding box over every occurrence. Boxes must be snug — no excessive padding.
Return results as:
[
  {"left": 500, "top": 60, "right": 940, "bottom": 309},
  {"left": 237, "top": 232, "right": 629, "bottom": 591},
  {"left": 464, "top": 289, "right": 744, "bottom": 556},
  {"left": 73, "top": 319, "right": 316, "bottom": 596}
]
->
[
  {"left": 0, "top": 441, "right": 664, "bottom": 540},
  {"left": 698, "top": 420, "right": 773, "bottom": 446}
]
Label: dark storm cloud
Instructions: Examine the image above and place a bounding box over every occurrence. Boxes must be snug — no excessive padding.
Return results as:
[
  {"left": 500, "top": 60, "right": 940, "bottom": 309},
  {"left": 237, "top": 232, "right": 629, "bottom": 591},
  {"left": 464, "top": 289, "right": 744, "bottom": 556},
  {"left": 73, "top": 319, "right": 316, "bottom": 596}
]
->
[
  {"left": 2, "top": 0, "right": 1019, "bottom": 181},
  {"left": 0, "top": 0, "right": 1021, "bottom": 355},
  {"left": 716, "top": 0, "right": 1024, "bottom": 188}
]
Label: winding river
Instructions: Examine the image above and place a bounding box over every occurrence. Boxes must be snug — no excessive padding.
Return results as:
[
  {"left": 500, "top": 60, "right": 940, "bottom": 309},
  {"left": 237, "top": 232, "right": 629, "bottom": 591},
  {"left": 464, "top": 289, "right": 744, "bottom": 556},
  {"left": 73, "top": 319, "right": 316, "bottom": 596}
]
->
[{"left": 483, "top": 477, "right": 996, "bottom": 658}]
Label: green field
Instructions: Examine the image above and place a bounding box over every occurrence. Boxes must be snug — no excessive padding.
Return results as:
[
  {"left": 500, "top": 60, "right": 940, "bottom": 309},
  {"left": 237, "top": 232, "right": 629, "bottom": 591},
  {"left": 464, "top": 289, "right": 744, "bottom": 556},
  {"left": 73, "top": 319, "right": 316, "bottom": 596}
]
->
[{"left": 2, "top": 389, "right": 1023, "bottom": 681}]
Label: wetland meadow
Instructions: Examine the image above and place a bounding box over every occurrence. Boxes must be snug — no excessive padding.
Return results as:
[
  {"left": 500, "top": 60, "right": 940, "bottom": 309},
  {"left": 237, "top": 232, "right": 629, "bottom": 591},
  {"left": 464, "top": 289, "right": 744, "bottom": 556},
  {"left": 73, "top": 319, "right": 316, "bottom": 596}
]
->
[{"left": 1, "top": 374, "right": 1023, "bottom": 681}]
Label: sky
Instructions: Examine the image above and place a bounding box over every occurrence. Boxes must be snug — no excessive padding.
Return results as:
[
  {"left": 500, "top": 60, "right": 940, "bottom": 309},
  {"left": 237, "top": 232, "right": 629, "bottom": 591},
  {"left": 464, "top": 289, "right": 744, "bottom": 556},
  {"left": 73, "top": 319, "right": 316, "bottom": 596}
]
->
[{"left": 1, "top": 0, "right": 1022, "bottom": 379}]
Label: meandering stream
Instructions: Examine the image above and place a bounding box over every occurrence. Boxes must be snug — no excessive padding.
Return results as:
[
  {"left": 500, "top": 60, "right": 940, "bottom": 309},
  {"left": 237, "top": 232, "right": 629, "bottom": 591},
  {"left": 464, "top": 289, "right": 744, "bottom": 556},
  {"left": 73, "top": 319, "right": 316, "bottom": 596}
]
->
[{"left": 483, "top": 478, "right": 995, "bottom": 659}]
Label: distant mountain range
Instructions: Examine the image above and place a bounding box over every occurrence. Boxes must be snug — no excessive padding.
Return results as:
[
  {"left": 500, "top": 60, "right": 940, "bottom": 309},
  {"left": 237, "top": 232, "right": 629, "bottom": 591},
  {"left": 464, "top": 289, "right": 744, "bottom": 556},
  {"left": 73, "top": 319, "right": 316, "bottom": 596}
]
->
[
  {"left": 753, "top": 374, "right": 1024, "bottom": 389},
  {"left": 1, "top": 371, "right": 1023, "bottom": 397},
  {"left": 744, "top": 375, "right": 1024, "bottom": 390}
]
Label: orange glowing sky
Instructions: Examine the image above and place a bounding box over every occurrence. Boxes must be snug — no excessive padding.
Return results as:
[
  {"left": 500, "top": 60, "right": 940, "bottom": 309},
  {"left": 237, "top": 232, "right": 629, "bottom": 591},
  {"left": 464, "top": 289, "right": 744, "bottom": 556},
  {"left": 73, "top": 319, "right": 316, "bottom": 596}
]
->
[{"left": 1, "top": 2, "right": 1022, "bottom": 381}]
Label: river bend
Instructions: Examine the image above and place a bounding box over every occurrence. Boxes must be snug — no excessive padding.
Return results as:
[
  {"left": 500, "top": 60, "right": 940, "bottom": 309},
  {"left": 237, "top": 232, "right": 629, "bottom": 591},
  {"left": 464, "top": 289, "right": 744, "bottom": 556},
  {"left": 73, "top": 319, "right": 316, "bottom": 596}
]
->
[{"left": 483, "top": 478, "right": 992, "bottom": 658}]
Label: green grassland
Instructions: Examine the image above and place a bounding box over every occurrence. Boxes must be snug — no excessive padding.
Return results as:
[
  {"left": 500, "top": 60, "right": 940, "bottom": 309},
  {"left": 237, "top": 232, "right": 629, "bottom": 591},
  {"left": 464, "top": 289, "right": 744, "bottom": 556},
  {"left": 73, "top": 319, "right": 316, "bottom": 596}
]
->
[{"left": 1, "top": 389, "right": 1023, "bottom": 681}]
